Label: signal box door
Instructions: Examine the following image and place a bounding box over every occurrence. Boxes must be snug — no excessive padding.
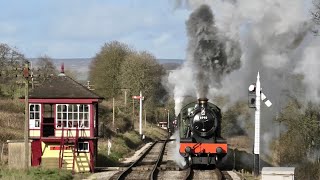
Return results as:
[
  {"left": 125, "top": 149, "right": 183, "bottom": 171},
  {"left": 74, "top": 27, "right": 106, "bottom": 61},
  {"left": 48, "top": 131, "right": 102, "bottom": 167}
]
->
[{"left": 43, "top": 117, "right": 54, "bottom": 137}]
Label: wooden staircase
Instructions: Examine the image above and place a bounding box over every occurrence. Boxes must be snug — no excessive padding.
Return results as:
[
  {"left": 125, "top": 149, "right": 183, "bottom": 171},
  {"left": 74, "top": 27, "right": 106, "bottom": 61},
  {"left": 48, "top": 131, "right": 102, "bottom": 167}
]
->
[
  {"left": 59, "top": 126, "right": 79, "bottom": 173},
  {"left": 38, "top": 120, "right": 92, "bottom": 172}
]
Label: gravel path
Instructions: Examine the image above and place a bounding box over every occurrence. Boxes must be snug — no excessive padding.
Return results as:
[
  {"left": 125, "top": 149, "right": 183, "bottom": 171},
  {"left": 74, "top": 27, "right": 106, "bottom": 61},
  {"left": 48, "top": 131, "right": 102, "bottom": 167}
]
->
[{"left": 122, "top": 142, "right": 153, "bottom": 164}]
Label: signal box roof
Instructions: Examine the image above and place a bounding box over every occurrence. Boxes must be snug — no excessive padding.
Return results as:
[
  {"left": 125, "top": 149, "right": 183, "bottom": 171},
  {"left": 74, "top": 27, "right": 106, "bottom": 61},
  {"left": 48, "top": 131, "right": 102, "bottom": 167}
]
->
[{"left": 28, "top": 73, "right": 103, "bottom": 99}]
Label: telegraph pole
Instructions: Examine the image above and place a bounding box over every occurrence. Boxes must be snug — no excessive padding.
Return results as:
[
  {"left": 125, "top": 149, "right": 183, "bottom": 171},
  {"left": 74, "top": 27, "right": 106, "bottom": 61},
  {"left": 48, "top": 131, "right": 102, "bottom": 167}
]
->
[
  {"left": 0, "top": 61, "right": 31, "bottom": 169},
  {"left": 23, "top": 62, "right": 30, "bottom": 169}
]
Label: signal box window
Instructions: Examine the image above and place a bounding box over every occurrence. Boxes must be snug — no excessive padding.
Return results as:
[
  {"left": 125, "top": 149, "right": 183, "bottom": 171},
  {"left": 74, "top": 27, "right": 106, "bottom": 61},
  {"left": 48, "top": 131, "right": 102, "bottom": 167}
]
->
[
  {"left": 56, "top": 104, "right": 90, "bottom": 128},
  {"left": 30, "top": 104, "right": 41, "bottom": 128},
  {"left": 78, "top": 142, "right": 89, "bottom": 152}
]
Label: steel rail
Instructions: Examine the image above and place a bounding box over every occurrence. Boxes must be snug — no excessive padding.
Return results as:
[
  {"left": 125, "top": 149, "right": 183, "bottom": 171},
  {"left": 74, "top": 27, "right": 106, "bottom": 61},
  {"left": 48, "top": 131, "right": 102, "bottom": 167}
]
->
[
  {"left": 116, "top": 140, "right": 168, "bottom": 180},
  {"left": 183, "top": 166, "right": 192, "bottom": 180},
  {"left": 150, "top": 140, "right": 168, "bottom": 180},
  {"left": 115, "top": 141, "right": 158, "bottom": 180},
  {"left": 221, "top": 171, "right": 234, "bottom": 180},
  {"left": 214, "top": 168, "right": 223, "bottom": 180}
]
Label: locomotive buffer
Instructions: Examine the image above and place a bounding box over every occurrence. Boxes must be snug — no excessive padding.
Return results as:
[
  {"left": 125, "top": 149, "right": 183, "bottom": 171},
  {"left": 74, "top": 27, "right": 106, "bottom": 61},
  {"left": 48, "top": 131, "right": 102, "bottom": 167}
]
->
[{"left": 248, "top": 72, "right": 272, "bottom": 177}]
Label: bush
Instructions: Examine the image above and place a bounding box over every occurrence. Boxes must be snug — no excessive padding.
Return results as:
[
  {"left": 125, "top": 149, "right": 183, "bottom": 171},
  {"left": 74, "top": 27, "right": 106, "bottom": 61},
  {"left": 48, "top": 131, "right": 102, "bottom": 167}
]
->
[
  {"left": 0, "top": 98, "right": 24, "bottom": 113},
  {"left": 295, "top": 161, "right": 320, "bottom": 179},
  {"left": 0, "top": 98, "right": 24, "bottom": 144}
]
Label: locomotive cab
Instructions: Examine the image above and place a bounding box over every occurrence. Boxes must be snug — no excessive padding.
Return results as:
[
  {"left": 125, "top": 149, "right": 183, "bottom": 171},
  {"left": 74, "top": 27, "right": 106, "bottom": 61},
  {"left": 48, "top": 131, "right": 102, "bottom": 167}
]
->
[{"left": 177, "top": 98, "right": 227, "bottom": 166}]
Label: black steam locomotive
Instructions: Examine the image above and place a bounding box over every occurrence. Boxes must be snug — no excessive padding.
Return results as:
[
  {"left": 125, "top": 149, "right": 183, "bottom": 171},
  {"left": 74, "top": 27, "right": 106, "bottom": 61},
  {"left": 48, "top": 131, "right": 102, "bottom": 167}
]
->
[{"left": 177, "top": 98, "right": 227, "bottom": 166}]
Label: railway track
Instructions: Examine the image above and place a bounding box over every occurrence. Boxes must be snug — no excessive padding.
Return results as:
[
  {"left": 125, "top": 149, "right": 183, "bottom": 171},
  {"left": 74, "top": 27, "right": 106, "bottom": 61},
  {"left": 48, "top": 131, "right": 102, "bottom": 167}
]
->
[
  {"left": 110, "top": 140, "right": 167, "bottom": 180},
  {"left": 109, "top": 139, "right": 237, "bottom": 180},
  {"left": 184, "top": 167, "right": 234, "bottom": 180},
  {"left": 156, "top": 140, "right": 190, "bottom": 180}
]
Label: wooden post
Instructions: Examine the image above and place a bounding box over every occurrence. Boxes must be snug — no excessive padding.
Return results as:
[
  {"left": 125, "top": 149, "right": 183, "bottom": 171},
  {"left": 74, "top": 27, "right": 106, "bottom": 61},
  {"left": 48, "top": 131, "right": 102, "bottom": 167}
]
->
[
  {"left": 30, "top": 61, "right": 34, "bottom": 89},
  {"left": 144, "top": 109, "right": 146, "bottom": 128},
  {"left": 24, "top": 62, "right": 29, "bottom": 169},
  {"left": 132, "top": 100, "right": 135, "bottom": 130},
  {"left": 112, "top": 97, "right": 115, "bottom": 129},
  {"left": 0, "top": 143, "right": 4, "bottom": 162},
  {"left": 124, "top": 90, "right": 127, "bottom": 107}
]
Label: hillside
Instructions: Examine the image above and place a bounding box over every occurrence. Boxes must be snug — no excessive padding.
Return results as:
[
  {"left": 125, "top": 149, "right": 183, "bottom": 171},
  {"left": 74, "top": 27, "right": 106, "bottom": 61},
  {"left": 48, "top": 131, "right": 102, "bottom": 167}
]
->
[
  {"left": 0, "top": 99, "right": 24, "bottom": 165},
  {"left": 28, "top": 58, "right": 184, "bottom": 81}
]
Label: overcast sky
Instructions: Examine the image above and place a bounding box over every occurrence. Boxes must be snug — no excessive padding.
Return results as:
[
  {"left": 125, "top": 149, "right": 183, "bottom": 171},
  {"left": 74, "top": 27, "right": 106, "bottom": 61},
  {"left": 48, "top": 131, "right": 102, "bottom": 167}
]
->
[{"left": 0, "top": 1, "right": 190, "bottom": 59}]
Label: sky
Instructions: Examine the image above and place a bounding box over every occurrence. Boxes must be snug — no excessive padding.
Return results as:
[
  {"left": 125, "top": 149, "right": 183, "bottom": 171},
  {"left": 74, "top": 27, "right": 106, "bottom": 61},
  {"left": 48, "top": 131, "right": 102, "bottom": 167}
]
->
[{"left": 0, "top": 1, "right": 190, "bottom": 59}]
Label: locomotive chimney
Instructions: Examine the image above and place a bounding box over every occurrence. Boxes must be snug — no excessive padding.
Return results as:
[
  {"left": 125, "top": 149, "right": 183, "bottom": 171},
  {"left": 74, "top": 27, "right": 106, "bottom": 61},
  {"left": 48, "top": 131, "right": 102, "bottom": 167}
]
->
[{"left": 198, "top": 98, "right": 208, "bottom": 107}]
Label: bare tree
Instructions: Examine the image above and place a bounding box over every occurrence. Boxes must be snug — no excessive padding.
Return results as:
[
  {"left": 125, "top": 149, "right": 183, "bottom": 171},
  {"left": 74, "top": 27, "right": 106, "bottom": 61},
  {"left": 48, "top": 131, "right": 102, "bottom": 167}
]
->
[
  {"left": 311, "top": 0, "right": 320, "bottom": 35},
  {"left": 89, "top": 41, "right": 132, "bottom": 99},
  {"left": 271, "top": 100, "right": 320, "bottom": 179},
  {"left": 119, "top": 51, "right": 166, "bottom": 116},
  {"left": 312, "top": 0, "right": 320, "bottom": 24},
  {"left": 64, "top": 69, "right": 80, "bottom": 80},
  {"left": 35, "top": 55, "right": 58, "bottom": 83},
  {"left": 0, "top": 43, "right": 26, "bottom": 98}
]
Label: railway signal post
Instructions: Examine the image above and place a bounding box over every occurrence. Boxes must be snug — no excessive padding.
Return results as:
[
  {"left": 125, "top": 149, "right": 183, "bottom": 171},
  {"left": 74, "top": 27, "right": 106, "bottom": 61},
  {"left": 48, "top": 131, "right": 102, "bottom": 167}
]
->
[
  {"left": 139, "top": 91, "right": 143, "bottom": 135},
  {"left": 248, "top": 72, "right": 272, "bottom": 177},
  {"left": 132, "top": 92, "right": 144, "bottom": 138}
]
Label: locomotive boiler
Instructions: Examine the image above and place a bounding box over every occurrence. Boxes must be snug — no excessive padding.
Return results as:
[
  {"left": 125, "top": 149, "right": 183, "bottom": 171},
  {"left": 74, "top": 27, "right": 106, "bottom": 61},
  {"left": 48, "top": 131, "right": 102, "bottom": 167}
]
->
[{"left": 177, "top": 98, "right": 227, "bottom": 166}]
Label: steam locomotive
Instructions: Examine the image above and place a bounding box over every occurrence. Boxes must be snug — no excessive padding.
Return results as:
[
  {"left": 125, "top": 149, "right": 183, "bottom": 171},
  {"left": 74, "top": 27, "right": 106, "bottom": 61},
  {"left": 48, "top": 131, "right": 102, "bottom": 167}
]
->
[{"left": 177, "top": 98, "right": 227, "bottom": 166}]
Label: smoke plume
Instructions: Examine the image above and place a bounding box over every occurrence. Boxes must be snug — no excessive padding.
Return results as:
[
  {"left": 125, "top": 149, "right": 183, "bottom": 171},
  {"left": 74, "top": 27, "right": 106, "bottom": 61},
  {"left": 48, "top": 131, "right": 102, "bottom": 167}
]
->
[
  {"left": 167, "top": 0, "right": 320, "bottom": 159},
  {"left": 168, "top": 4, "right": 241, "bottom": 115},
  {"left": 186, "top": 4, "right": 241, "bottom": 98},
  {"left": 170, "top": 0, "right": 318, "bottom": 107}
]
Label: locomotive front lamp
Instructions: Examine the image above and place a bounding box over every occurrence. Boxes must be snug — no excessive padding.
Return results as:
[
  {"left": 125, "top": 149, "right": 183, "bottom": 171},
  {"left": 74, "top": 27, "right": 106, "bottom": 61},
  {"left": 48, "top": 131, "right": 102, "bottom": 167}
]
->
[
  {"left": 216, "top": 147, "right": 223, "bottom": 154},
  {"left": 185, "top": 146, "right": 192, "bottom": 154}
]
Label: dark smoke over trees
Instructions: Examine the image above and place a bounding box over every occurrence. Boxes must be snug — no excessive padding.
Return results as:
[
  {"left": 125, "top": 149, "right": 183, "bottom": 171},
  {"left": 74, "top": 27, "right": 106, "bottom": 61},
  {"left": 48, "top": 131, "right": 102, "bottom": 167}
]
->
[
  {"left": 185, "top": 4, "right": 241, "bottom": 98},
  {"left": 271, "top": 100, "right": 320, "bottom": 179}
]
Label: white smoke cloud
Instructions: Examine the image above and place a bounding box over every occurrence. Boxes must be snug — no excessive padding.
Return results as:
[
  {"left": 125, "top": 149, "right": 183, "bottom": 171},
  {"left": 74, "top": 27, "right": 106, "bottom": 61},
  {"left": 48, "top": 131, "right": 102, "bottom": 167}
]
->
[
  {"left": 167, "top": 61, "right": 197, "bottom": 116},
  {"left": 177, "top": 0, "right": 316, "bottom": 108},
  {"left": 169, "top": 131, "right": 187, "bottom": 168},
  {"left": 167, "top": 0, "right": 320, "bottom": 160},
  {"left": 295, "top": 43, "right": 320, "bottom": 103}
]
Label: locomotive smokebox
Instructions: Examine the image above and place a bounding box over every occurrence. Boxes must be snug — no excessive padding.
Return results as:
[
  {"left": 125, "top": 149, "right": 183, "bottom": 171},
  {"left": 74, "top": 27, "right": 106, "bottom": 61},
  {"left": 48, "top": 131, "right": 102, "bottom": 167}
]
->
[{"left": 198, "top": 98, "right": 209, "bottom": 107}]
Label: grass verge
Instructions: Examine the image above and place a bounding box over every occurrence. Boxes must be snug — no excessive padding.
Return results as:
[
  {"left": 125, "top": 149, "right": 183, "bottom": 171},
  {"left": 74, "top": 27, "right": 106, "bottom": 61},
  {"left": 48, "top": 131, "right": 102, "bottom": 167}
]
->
[
  {"left": 96, "top": 125, "right": 167, "bottom": 167},
  {"left": 0, "top": 166, "right": 73, "bottom": 180}
]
